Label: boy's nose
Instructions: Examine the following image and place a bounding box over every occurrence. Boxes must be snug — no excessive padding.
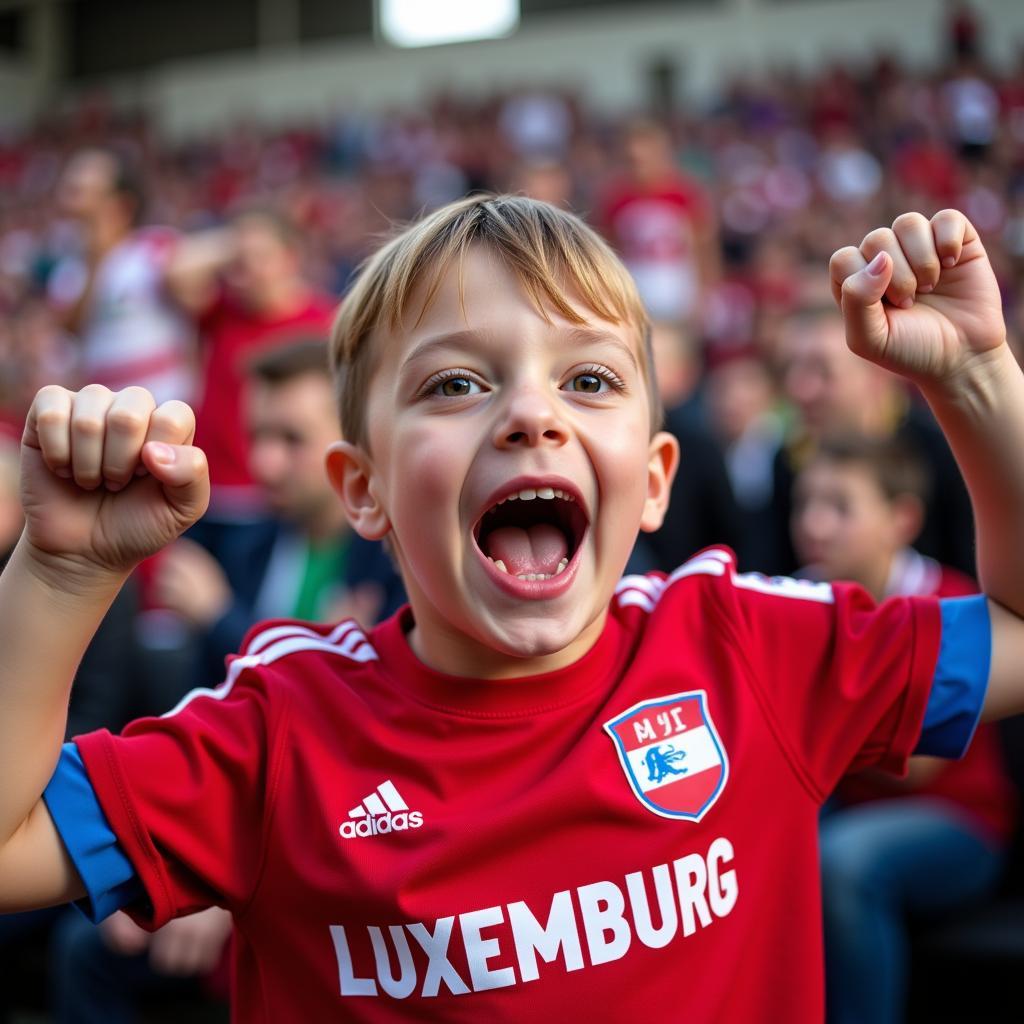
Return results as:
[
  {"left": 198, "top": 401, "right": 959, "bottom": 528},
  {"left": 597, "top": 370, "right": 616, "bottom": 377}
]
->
[{"left": 492, "top": 389, "right": 569, "bottom": 449}]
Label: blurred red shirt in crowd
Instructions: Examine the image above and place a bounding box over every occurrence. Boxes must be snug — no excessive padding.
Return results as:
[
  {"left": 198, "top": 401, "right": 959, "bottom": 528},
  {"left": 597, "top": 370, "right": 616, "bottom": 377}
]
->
[{"left": 167, "top": 209, "right": 335, "bottom": 513}]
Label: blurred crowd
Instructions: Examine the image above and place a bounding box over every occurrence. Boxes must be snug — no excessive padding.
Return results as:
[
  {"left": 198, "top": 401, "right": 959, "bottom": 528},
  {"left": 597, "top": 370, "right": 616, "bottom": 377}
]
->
[
  {"left": 2, "top": 24, "right": 1024, "bottom": 506},
  {"left": 2, "top": 4, "right": 1024, "bottom": 1020}
]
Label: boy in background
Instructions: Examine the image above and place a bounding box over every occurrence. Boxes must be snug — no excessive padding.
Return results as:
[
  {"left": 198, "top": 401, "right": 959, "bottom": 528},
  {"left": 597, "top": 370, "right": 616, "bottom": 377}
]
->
[
  {"left": 792, "top": 433, "right": 1016, "bottom": 1024},
  {"left": 1, "top": 198, "right": 1024, "bottom": 1021}
]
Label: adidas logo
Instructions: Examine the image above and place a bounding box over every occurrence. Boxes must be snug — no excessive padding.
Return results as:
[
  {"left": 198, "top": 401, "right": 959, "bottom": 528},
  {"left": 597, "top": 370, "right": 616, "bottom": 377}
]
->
[{"left": 339, "top": 780, "right": 424, "bottom": 840}]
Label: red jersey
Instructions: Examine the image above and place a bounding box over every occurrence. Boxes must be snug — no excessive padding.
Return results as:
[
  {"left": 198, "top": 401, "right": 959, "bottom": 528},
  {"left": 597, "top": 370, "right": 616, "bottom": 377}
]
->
[
  {"left": 836, "top": 550, "right": 1015, "bottom": 842},
  {"left": 74, "top": 548, "right": 941, "bottom": 1022},
  {"left": 193, "top": 290, "right": 335, "bottom": 498}
]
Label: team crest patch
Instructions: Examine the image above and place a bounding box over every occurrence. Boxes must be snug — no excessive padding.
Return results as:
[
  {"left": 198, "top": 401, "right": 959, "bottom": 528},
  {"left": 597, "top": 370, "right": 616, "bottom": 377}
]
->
[{"left": 604, "top": 691, "right": 729, "bottom": 822}]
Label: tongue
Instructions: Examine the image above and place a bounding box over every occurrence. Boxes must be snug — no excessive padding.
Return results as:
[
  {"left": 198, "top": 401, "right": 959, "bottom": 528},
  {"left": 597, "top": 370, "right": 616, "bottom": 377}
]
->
[{"left": 486, "top": 524, "right": 568, "bottom": 577}]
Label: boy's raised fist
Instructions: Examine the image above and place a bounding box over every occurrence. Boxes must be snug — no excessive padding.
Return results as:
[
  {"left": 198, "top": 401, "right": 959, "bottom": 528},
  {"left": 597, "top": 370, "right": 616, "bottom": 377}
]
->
[
  {"left": 829, "top": 209, "right": 1005, "bottom": 384},
  {"left": 20, "top": 385, "right": 209, "bottom": 577}
]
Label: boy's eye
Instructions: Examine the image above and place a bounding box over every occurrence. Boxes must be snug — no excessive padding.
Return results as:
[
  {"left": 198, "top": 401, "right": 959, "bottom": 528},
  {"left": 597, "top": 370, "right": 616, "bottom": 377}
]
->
[
  {"left": 565, "top": 366, "right": 626, "bottom": 394},
  {"left": 570, "top": 373, "right": 605, "bottom": 394},
  {"left": 434, "top": 376, "right": 481, "bottom": 397}
]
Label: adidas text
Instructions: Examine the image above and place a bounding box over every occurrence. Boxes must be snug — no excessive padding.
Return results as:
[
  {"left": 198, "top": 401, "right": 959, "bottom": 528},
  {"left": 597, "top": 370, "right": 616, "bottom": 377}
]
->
[{"left": 340, "top": 811, "right": 424, "bottom": 839}]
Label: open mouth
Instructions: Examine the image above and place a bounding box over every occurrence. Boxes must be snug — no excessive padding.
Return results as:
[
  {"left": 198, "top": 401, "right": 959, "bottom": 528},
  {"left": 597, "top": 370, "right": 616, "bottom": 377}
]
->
[{"left": 472, "top": 483, "right": 589, "bottom": 583}]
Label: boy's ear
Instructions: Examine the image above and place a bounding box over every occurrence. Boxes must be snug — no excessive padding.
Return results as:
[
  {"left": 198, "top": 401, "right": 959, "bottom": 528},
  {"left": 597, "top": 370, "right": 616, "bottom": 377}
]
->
[
  {"left": 639, "top": 430, "right": 680, "bottom": 533},
  {"left": 325, "top": 441, "right": 391, "bottom": 541},
  {"left": 891, "top": 493, "right": 924, "bottom": 549}
]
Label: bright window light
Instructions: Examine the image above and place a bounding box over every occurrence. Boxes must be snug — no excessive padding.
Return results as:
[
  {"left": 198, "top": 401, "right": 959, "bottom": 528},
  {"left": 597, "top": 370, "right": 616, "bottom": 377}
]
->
[{"left": 377, "top": 0, "right": 519, "bottom": 49}]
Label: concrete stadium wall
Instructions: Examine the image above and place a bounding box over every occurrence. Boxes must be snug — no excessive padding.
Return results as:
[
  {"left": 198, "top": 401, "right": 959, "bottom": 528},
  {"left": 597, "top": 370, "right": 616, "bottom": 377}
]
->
[{"left": 72, "top": 0, "right": 1024, "bottom": 138}]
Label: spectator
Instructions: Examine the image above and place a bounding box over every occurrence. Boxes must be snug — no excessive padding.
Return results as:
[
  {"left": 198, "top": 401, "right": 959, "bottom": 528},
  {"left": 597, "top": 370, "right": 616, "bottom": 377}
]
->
[
  {"left": 703, "top": 345, "right": 784, "bottom": 570},
  {"left": 791, "top": 434, "right": 1015, "bottom": 1024},
  {"left": 630, "top": 321, "right": 743, "bottom": 572},
  {"left": 511, "top": 157, "right": 576, "bottom": 209},
  {"left": 51, "top": 905, "right": 231, "bottom": 1023},
  {"left": 942, "top": 56, "right": 1000, "bottom": 159},
  {"left": 153, "top": 339, "right": 402, "bottom": 686},
  {"left": 599, "top": 118, "right": 718, "bottom": 324},
  {"left": 0, "top": 298, "right": 76, "bottom": 432},
  {"left": 165, "top": 208, "right": 335, "bottom": 558},
  {"left": 946, "top": 0, "right": 982, "bottom": 61},
  {"left": 47, "top": 148, "right": 194, "bottom": 404},
  {"left": 770, "top": 304, "right": 975, "bottom": 576}
]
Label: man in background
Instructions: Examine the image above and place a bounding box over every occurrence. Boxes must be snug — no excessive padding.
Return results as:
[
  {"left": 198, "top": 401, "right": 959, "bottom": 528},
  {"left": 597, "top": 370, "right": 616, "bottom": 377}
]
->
[
  {"left": 769, "top": 304, "right": 974, "bottom": 576},
  {"left": 153, "top": 339, "right": 402, "bottom": 685},
  {"left": 600, "top": 118, "right": 718, "bottom": 325},
  {"left": 165, "top": 208, "right": 335, "bottom": 555},
  {"left": 49, "top": 148, "right": 193, "bottom": 404}
]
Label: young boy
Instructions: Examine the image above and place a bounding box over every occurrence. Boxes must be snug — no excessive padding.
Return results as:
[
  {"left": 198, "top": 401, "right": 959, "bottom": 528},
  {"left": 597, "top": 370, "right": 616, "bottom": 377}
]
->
[
  {"left": 791, "top": 433, "right": 1015, "bottom": 1023},
  {"left": 0, "top": 198, "right": 1021, "bottom": 1022},
  {"left": 791, "top": 433, "right": 974, "bottom": 602}
]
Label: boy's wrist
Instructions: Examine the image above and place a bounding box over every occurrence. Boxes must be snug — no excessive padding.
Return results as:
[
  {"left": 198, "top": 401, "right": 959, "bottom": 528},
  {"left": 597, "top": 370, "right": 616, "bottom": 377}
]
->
[
  {"left": 917, "top": 340, "right": 1018, "bottom": 419},
  {"left": 15, "top": 538, "right": 131, "bottom": 604}
]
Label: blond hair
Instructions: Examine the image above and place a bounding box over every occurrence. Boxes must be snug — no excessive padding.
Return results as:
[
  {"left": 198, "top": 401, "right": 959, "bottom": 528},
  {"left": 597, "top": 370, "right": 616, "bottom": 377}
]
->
[{"left": 330, "top": 194, "right": 658, "bottom": 447}]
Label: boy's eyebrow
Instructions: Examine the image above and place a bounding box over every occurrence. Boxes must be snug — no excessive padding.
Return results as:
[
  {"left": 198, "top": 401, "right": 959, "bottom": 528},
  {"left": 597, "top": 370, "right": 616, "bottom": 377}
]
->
[
  {"left": 401, "top": 327, "right": 640, "bottom": 371},
  {"left": 564, "top": 327, "right": 640, "bottom": 370},
  {"left": 400, "top": 330, "right": 485, "bottom": 372}
]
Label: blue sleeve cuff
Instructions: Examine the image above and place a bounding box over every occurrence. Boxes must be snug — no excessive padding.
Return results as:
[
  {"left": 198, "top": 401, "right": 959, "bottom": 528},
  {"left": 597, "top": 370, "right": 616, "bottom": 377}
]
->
[
  {"left": 915, "top": 595, "right": 991, "bottom": 758},
  {"left": 42, "top": 742, "right": 142, "bottom": 922}
]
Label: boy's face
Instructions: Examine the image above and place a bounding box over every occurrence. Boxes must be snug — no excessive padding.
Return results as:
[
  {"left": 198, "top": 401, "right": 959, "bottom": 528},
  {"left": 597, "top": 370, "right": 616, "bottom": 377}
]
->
[
  {"left": 791, "top": 458, "right": 903, "bottom": 589},
  {"left": 332, "top": 246, "right": 677, "bottom": 677}
]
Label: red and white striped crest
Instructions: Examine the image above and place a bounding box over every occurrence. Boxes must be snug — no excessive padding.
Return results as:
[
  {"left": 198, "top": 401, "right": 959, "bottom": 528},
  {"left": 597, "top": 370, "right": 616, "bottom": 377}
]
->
[{"left": 604, "top": 691, "right": 729, "bottom": 822}]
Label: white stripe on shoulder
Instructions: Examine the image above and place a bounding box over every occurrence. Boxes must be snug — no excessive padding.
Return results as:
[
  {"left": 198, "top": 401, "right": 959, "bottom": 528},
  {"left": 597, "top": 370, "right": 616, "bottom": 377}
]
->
[
  {"left": 617, "top": 591, "right": 658, "bottom": 613},
  {"left": 615, "top": 549, "right": 733, "bottom": 610},
  {"left": 244, "top": 619, "right": 360, "bottom": 656},
  {"left": 688, "top": 548, "right": 734, "bottom": 565},
  {"left": 615, "top": 574, "right": 665, "bottom": 598},
  {"left": 667, "top": 556, "right": 729, "bottom": 584},
  {"left": 615, "top": 548, "right": 834, "bottom": 615},
  {"left": 162, "top": 622, "right": 377, "bottom": 719},
  {"left": 732, "top": 572, "right": 834, "bottom": 603}
]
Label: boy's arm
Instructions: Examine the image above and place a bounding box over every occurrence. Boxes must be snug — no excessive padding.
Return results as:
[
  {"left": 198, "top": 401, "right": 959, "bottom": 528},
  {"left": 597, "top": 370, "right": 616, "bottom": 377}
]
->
[
  {"left": 830, "top": 210, "right": 1024, "bottom": 719},
  {"left": 920, "top": 343, "right": 1024, "bottom": 721},
  {"left": 164, "top": 227, "right": 235, "bottom": 316},
  {"left": 0, "top": 384, "right": 208, "bottom": 909},
  {"left": 0, "top": 799, "right": 83, "bottom": 911}
]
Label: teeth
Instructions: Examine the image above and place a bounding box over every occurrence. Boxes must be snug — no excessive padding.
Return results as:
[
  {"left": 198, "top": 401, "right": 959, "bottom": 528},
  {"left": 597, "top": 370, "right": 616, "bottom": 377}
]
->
[
  {"left": 485, "top": 487, "right": 577, "bottom": 514},
  {"left": 509, "top": 560, "right": 569, "bottom": 582},
  {"left": 493, "top": 558, "right": 508, "bottom": 574}
]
